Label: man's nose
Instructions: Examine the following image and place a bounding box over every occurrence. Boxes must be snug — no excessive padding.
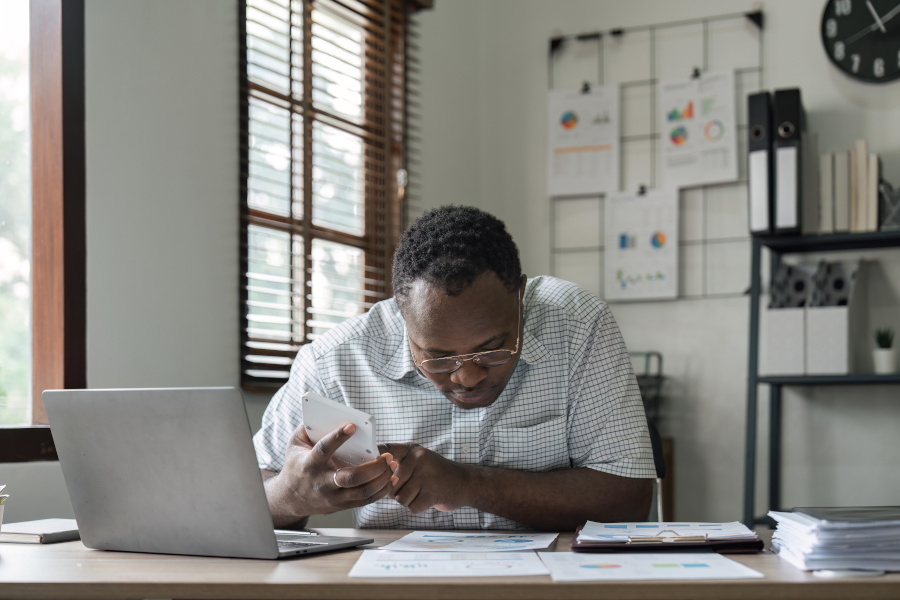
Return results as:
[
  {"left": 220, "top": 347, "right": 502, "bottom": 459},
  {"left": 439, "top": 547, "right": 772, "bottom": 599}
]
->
[{"left": 450, "top": 358, "right": 489, "bottom": 388}]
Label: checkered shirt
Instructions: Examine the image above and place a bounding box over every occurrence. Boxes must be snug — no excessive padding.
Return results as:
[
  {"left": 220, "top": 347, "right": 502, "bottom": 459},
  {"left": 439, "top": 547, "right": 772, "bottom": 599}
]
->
[{"left": 253, "top": 275, "right": 656, "bottom": 529}]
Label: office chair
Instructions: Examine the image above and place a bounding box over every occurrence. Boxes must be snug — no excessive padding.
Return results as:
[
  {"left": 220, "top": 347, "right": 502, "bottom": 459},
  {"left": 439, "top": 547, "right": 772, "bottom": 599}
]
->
[{"left": 647, "top": 417, "right": 667, "bottom": 522}]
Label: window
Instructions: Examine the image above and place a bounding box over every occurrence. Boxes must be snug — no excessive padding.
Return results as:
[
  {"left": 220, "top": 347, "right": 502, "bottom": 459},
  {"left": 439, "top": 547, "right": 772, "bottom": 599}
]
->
[
  {"left": 240, "top": 0, "right": 425, "bottom": 388},
  {"left": 0, "top": 0, "right": 31, "bottom": 426},
  {"left": 0, "top": 0, "right": 84, "bottom": 462}
]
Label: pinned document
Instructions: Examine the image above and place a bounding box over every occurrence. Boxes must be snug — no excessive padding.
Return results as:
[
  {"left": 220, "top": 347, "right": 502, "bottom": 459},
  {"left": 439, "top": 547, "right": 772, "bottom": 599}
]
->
[
  {"left": 546, "top": 84, "right": 620, "bottom": 196},
  {"left": 657, "top": 70, "right": 738, "bottom": 189}
]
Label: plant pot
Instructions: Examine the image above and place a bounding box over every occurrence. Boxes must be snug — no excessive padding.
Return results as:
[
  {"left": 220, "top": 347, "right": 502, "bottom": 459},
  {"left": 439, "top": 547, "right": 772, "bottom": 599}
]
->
[{"left": 873, "top": 348, "right": 896, "bottom": 375}]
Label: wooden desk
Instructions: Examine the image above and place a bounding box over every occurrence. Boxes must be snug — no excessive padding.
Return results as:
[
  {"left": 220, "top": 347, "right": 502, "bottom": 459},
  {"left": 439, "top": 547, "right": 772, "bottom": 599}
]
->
[{"left": 1, "top": 528, "right": 898, "bottom": 600}]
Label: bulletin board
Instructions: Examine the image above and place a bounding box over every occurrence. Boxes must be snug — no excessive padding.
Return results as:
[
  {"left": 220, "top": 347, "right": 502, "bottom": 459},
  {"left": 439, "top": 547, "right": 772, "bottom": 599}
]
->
[{"left": 548, "top": 10, "right": 764, "bottom": 302}]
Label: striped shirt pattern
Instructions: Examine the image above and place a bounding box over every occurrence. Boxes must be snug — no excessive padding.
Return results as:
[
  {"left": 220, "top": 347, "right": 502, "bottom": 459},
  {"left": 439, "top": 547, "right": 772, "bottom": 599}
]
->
[{"left": 253, "top": 275, "right": 655, "bottom": 529}]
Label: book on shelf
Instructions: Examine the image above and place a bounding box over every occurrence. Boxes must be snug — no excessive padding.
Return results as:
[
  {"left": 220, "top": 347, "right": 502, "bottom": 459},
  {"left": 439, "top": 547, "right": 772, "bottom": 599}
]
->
[
  {"left": 822, "top": 140, "right": 881, "bottom": 234},
  {"left": 855, "top": 139, "right": 869, "bottom": 232},
  {"left": 868, "top": 153, "right": 880, "bottom": 232},
  {"left": 0, "top": 518, "right": 80, "bottom": 544},
  {"left": 801, "top": 132, "right": 819, "bottom": 235},
  {"left": 833, "top": 150, "right": 850, "bottom": 232},
  {"left": 818, "top": 152, "right": 834, "bottom": 234}
]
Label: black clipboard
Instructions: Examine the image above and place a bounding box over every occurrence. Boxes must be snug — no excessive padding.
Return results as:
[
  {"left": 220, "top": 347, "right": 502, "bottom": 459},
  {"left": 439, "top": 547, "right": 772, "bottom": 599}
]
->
[{"left": 570, "top": 525, "right": 765, "bottom": 554}]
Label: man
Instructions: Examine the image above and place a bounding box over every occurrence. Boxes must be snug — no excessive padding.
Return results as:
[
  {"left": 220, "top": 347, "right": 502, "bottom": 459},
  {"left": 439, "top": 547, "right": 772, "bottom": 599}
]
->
[{"left": 254, "top": 205, "right": 655, "bottom": 530}]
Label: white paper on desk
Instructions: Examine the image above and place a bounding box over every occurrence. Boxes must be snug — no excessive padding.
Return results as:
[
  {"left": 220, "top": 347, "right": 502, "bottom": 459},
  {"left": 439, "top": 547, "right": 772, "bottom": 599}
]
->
[
  {"left": 349, "top": 550, "right": 550, "bottom": 578},
  {"left": 538, "top": 552, "right": 764, "bottom": 582},
  {"left": 578, "top": 520, "right": 757, "bottom": 542},
  {"left": 379, "top": 531, "right": 558, "bottom": 552}
]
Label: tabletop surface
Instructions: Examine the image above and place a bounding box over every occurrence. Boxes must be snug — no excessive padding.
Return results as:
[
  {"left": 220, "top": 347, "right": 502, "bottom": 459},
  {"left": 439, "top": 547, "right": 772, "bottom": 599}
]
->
[{"left": 0, "top": 527, "right": 898, "bottom": 600}]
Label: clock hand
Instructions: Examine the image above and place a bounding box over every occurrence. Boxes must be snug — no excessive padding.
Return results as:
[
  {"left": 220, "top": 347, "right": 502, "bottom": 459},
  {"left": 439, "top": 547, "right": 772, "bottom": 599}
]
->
[
  {"left": 846, "top": 22, "right": 878, "bottom": 44},
  {"left": 878, "top": 2, "right": 900, "bottom": 24},
  {"left": 866, "top": 0, "right": 888, "bottom": 32},
  {"left": 846, "top": 2, "right": 900, "bottom": 44}
]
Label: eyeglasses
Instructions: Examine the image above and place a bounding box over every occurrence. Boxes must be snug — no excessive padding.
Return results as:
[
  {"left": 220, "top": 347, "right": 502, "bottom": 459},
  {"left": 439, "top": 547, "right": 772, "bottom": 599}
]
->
[{"left": 410, "top": 296, "right": 521, "bottom": 375}]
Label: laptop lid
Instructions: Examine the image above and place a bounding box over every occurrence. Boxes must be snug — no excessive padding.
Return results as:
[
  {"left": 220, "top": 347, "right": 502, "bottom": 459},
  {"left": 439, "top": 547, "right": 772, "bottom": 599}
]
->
[{"left": 43, "top": 387, "right": 371, "bottom": 559}]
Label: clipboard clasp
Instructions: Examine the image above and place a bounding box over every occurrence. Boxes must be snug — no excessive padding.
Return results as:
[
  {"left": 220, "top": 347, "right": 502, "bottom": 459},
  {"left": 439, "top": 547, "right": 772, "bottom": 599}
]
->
[{"left": 627, "top": 530, "right": 708, "bottom": 544}]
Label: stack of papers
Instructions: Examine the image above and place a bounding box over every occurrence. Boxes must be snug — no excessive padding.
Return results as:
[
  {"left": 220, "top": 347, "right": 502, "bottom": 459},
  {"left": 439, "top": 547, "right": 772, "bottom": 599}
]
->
[
  {"left": 577, "top": 521, "right": 759, "bottom": 543},
  {"left": 769, "top": 507, "right": 900, "bottom": 572}
]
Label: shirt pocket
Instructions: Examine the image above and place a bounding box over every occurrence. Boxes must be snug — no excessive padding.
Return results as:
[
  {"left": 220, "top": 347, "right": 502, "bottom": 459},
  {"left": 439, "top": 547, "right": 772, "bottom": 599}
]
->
[{"left": 490, "top": 416, "right": 570, "bottom": 472}]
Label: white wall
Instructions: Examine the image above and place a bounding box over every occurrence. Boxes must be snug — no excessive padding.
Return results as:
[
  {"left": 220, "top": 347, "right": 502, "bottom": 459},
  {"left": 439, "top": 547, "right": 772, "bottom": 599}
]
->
[
  {"left": 417, "top": 0, "right": 900, "bottom": 521},
  {"left": 0, "top": 0, "right": 274, "bottom": 524}
]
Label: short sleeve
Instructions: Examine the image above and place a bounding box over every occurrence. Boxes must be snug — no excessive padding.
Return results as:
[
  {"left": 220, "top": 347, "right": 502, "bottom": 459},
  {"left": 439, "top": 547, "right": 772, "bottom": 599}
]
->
[
  {"left": 252, "top": 343, "right": 328, "bottom": 472},
  {"left": 566, "top": 304, "right": 657, "bottom": 479}
]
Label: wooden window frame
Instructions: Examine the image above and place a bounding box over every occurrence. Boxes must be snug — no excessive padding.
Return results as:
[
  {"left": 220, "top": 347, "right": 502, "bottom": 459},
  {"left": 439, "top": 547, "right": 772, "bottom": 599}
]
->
[
  {"left": 0, "top": 0, "right": 85, "bottom": 463},
  {"left": 239, "top": 0, "right": 427, "bottom": 390}
]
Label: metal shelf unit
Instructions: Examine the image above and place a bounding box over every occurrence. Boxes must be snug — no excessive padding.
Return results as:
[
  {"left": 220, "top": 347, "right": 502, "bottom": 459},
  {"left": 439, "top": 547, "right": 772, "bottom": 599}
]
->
[{"left": 743, "top": 230, "right": 900, "bottom": 527}]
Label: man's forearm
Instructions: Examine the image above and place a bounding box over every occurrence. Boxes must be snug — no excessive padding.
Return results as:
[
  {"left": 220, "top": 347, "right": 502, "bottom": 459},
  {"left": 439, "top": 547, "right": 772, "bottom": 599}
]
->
[
  {"left": 261, "top": 469, "right": 310, "bottom": 529},
  {"left": 458, "top": 465, "right": 652, "bottom": 530}
]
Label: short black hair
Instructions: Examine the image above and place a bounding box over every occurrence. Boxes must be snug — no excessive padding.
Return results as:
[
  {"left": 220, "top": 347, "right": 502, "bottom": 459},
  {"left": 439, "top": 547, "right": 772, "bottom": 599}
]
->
[{"left": 392, "top": 205, "right": 522, "bottom": 304}]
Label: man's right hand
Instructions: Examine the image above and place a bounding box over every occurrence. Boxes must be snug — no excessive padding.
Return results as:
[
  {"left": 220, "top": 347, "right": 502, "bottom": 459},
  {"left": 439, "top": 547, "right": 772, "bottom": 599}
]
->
[{"left": 263, "top": 422, "right": 398, "bottom": 528}]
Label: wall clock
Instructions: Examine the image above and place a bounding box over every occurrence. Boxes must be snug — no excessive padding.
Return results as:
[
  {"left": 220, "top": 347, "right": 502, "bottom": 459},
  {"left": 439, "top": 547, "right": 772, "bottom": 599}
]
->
[{"left": 821, "top": 0, "right": 900, "bottom": 83}]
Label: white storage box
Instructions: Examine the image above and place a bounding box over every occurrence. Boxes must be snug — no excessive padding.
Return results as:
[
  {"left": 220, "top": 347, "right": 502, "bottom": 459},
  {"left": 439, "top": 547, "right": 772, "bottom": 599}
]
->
[
  {"left": 805, "top": 261, "right": 866, "bottom": 375},
  {"left": 762, "top": 307, "right": 806, "bottom": 375}
]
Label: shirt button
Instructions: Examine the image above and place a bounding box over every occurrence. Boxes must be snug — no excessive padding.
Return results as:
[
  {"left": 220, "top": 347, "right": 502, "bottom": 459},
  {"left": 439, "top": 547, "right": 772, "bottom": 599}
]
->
[{"left": 461, "top": 444, "right": 470, "bottom": 454}]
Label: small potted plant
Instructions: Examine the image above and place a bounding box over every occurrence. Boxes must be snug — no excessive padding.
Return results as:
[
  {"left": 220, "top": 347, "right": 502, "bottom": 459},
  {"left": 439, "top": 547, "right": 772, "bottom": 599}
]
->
[{"left": 873, "top": 327, "right": 895, "bottom": 375}]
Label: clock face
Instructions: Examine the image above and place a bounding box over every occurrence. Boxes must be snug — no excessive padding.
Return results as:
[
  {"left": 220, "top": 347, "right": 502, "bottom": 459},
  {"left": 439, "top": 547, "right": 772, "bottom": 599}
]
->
[{"left": 821, "top": 0, "right": 900, "bottom": 83}]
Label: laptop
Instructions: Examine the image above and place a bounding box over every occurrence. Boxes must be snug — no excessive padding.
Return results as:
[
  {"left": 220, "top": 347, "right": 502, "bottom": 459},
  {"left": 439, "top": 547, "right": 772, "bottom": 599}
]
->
[{"left": 43, "top": 387, "right": 373, "bottom": 559}]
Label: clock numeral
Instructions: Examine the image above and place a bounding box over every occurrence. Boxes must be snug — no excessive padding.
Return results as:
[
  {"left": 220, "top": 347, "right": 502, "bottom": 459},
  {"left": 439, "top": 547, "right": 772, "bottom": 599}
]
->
[
  {"left": 835, "top": 41, "right": 846, "bottom": 60},
  {"left": 835, "top": 0, "right": 852, "bottom": 16},
  {"left": 874, "top": 57, "right": 886, "bottom": 77},
  {"left": 826, "top": 18, "right": 838, "bottom": 38},
  {"left": 851, "top": 53, "right": 861, "bottom": 73}
]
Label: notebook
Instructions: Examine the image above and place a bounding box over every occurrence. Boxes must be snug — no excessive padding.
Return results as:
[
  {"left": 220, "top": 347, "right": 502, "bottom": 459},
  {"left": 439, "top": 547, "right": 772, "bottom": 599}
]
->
[
  {"left": 0, "top": 518, "right": 80, "bottom": 544},
  {"left": 43, "top": 387, "right": 373, "bottom": 559}
]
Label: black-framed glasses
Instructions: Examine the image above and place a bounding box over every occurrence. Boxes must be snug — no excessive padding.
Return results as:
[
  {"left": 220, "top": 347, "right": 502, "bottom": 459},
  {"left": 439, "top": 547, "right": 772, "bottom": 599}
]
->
[{"left": 409, "top": 296, "right": 522, "bottom": 375}]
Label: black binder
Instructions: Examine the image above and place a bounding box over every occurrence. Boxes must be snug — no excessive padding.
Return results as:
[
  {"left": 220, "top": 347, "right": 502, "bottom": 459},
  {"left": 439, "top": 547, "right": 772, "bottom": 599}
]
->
[
  {"left": 747, "top": 91, "right": 773, "bottom": 235},
  {"left": 773, "top": 88, "right": 805, "bottom": 234}
]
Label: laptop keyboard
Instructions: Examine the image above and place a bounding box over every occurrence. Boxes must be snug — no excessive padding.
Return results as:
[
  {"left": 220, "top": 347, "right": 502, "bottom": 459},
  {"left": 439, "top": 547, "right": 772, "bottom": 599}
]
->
[
  {"left": 278, "top": 540, "right": 328, "bottom": 550},
  {"left": 276, "top": 533, "right": 330, "bottom": 550}
]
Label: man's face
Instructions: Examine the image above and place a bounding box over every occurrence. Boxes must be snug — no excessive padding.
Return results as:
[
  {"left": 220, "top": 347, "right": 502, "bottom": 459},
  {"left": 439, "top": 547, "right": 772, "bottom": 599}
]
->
[{"left": 403, "top": 271, "right": 524, "bottom": 410}]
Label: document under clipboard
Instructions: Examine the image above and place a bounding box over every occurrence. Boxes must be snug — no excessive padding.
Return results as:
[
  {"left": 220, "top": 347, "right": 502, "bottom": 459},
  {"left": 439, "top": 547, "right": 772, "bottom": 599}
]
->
[{"left": 571, "top": 522, "right": 765, "bottom": 554}]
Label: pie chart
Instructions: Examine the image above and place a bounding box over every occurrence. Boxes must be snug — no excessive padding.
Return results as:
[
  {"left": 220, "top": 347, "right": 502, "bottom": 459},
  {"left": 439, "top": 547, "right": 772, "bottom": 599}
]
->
[
  {"left": 560, "top": 110, "right": 578, "bottom": 130},
  {"left": 704, "top": 119, "right": 724, "bottom": 141},
  {"left": 669, "top": 126, "right": 687, "bottom": 146},
  {"left": 651, "top": 231, "right": 666, "bottom": 248}
]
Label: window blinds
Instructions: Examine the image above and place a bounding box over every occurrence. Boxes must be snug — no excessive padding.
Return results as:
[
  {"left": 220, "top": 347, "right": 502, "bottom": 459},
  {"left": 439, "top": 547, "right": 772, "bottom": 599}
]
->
[{"left": 240, "top": 0, "right": 423, "bottom": 388}]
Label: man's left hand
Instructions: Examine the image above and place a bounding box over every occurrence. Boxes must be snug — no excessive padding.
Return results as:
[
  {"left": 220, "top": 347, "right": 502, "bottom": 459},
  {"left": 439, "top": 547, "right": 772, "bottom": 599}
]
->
[{"left": 378, "top": 443, "right": 468, "bottom": 514}]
